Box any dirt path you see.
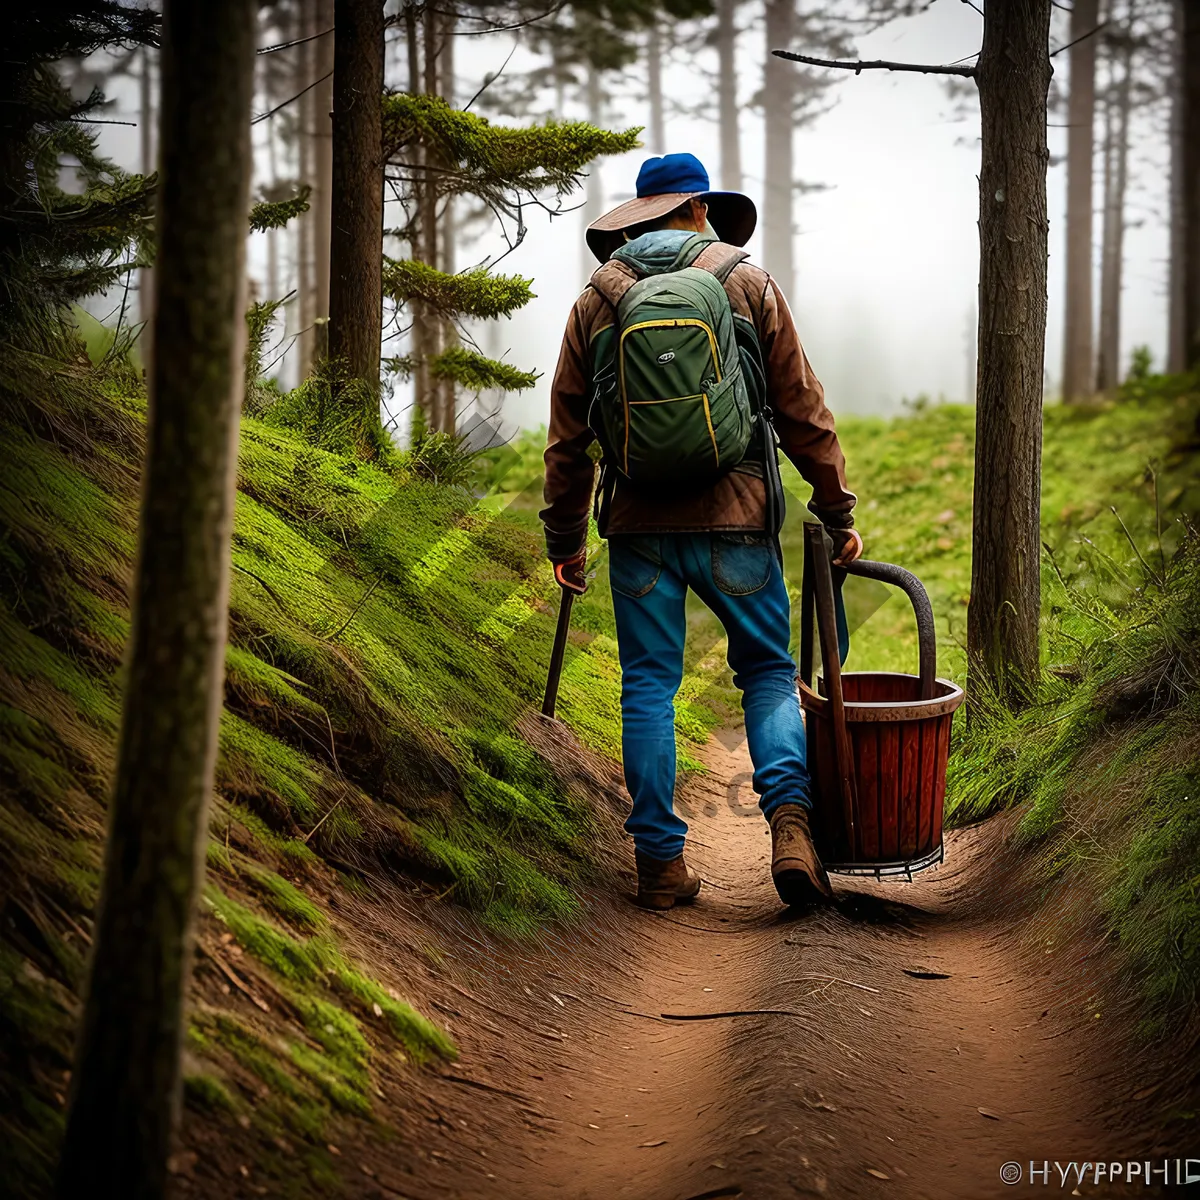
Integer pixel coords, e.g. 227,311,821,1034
348,729,1160,1200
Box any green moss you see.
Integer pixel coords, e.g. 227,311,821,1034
246,868,327,932
183,1071,239,1115
204,890,337,983
333,965,457,1064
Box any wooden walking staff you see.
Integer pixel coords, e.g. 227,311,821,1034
801,522,859,860
542,587,575,718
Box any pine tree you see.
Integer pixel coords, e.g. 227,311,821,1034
381,78,639,434
0,5,158,334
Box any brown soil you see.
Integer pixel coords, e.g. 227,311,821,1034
180,726,1186,1200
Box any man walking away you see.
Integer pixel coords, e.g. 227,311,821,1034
541,153,862,910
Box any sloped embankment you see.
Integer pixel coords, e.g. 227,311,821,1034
0,342,724,1194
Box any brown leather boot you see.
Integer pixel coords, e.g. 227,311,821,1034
634,851,702,910
770,804,834,907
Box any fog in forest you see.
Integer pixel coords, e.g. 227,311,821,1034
84,0,1174,430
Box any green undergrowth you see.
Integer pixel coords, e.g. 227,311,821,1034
0,326,699,1194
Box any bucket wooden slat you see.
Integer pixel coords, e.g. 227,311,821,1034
798,526,964,877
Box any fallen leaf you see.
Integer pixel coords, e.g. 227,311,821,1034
742,1125,766,1137
977,1107,1001,1120
372,1002,383,1018
867,1168,890,1180
639,1139,667,1148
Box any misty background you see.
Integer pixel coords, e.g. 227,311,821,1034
82,0,1173,428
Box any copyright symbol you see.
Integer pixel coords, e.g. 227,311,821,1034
1000,1162,1022,1185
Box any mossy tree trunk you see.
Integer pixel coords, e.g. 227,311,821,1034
1061,0,1098,404
967,0,1051,709
55,1,254,1195
328,0,385,440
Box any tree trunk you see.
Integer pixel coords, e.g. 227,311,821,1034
647,18,666,156
580,60,604,288
763,0,796,298
138,44,155,343
1182,0,1200,369
1060,0,1098,404
311,0,335,363
413,3,443,431
55,2,254,1195
296,1,314,372
327,0,385,441
437,5,458,434
717,0,742,191
1168,0,1187,374
405,2,434,436
968,0,1051,708
1095,15,1133,393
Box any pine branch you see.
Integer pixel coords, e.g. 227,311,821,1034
771,50,978,79
382,94,642,200
249,186,312,232
429,347,538,392
381,258,534,319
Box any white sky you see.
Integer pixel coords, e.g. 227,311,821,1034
87,0,1173,428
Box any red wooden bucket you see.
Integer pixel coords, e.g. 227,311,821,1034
797,524,965,877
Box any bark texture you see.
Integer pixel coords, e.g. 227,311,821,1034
968,0,1052,707
1183,0,1200,368
296,0,314,370
1061,0,1098,404
1095,15,1133,393
328,0,385,427
312,0,335,362
717,0,742,190
763,0,796,298
55,1,254,1194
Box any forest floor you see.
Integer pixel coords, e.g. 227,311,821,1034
175,723,1188,1200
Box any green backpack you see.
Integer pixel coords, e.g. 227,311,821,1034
587,236,759,492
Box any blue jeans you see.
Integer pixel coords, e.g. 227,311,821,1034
609,532,811,862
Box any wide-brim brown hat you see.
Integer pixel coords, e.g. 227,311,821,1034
586,153,757,263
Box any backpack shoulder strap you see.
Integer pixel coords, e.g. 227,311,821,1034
589,260,641,311
690,241,750,284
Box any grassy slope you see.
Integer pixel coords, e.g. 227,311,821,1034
1,329,1197,1191
0,344,723,1194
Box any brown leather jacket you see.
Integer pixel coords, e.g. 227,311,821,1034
539,248,856,560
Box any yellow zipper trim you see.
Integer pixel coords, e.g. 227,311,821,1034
702,392,719,467
628,393,705,406
618,318,721,472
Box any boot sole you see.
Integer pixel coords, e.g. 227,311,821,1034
633,882,701,910
772,865,832,908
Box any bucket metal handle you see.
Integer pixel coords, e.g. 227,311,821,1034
841,557,938,702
